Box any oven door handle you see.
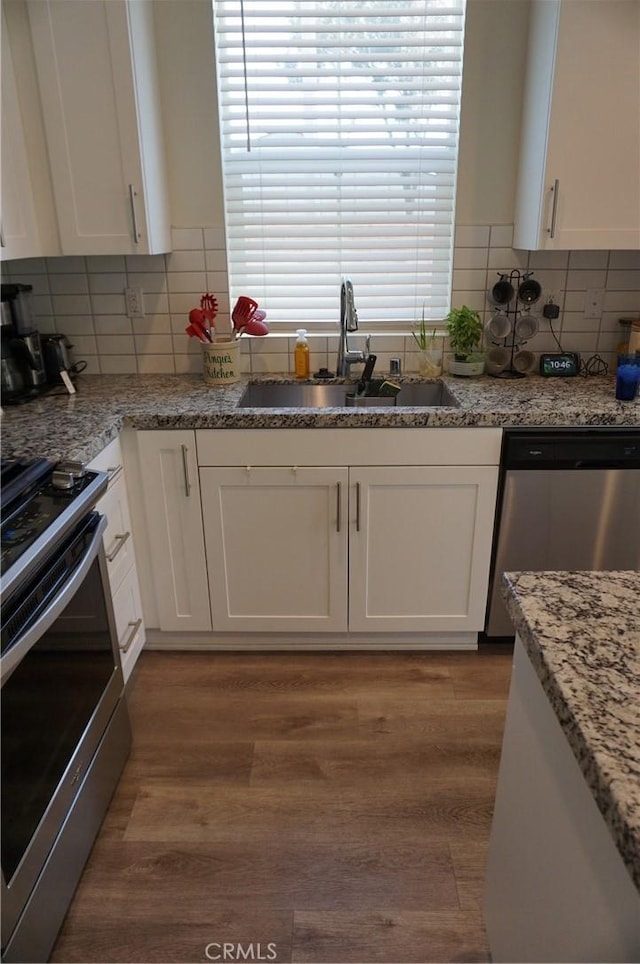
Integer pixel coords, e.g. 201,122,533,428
0,515,108,686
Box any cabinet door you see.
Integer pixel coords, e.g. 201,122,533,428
349,466,498,632
27,0,170,255
201,467,349,632
111,565,145,683
137,431,211,632
1,8,41,261
514,0,640,250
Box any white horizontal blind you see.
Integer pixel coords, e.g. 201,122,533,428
213,0,466,327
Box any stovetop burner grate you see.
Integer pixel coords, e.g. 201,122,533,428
1,458,54,514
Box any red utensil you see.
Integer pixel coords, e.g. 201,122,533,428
243,317,269,336
232,296,259,330
185,323,209,344
189,307,207,327
200,293,219,330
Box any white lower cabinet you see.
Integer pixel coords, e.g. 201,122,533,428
136,430,211,632
197,428,501,639
89,437,145,681
201,467,349,632
348,465,499,632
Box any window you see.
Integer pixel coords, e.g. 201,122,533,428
213,0,466,328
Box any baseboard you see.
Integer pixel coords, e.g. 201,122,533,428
143,630,479,651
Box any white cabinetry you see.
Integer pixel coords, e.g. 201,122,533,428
89,437,145,681
198,429,500,642
27,0,171,255
136,431,211,633
201,467,349,632
349,465,499,633
485,638,640,962
513,0,640,250
1,6,42,261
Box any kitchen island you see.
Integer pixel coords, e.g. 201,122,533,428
1,372,638,463
484,570,640,963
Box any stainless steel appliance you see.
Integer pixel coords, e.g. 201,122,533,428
1,457,131,963
485,429,640,639
1,284,35,335
41,334,73,384
1,285,48,403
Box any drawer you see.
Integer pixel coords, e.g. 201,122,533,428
87,436,123,477
112,567,145,683
98,475,135,593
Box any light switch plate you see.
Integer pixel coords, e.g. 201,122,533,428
584,289,604,320
125,286,145,319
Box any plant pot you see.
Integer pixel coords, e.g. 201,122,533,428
418,348,443,377
448,355,485,377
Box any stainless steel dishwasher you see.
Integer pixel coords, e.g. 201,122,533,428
485,429,640,639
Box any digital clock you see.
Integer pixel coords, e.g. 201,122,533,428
539,352,581,377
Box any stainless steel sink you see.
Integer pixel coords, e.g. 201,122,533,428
238,381,459,409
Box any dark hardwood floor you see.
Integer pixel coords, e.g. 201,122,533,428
51,648,513,964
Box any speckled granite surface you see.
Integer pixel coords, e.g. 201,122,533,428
502,570,640,891
1,372,638,463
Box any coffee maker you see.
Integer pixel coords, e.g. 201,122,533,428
1,284,48,403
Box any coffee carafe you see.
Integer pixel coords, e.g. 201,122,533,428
1,283,36,335
1,284,48,402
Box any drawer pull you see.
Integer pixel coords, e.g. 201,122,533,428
548,178,559,238
106,531,130,562
106,464,123,484
119,618,142,654
129,183,141,244
182,444,191,497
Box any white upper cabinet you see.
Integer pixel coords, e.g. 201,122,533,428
1,6,42,261
513,0,640,250
28,0,171,255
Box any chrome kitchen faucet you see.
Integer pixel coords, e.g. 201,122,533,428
337,278,369,377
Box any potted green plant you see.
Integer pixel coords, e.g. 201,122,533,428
412,306,443,377
444,305,485,376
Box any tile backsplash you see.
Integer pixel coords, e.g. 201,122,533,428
3,225,638,376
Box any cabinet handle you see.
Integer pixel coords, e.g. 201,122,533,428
106,531,130,562
0,224,5,247
336,481,341,532
181,444,191,497
548,178,559,238
128,183,141,244
119,618,142,654
106,464,123,484
356,481,361,532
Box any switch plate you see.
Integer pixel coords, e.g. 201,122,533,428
584,288,604,320
125,286,145,319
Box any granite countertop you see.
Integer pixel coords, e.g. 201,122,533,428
1,371,638,464
502,570,640,891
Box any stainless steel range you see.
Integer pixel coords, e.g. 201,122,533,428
1,457,131,963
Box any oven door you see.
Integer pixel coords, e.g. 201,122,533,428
1,511,126,950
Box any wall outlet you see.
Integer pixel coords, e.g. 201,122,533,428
125,286,145,319
544,289,562,309
584,288,604,320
